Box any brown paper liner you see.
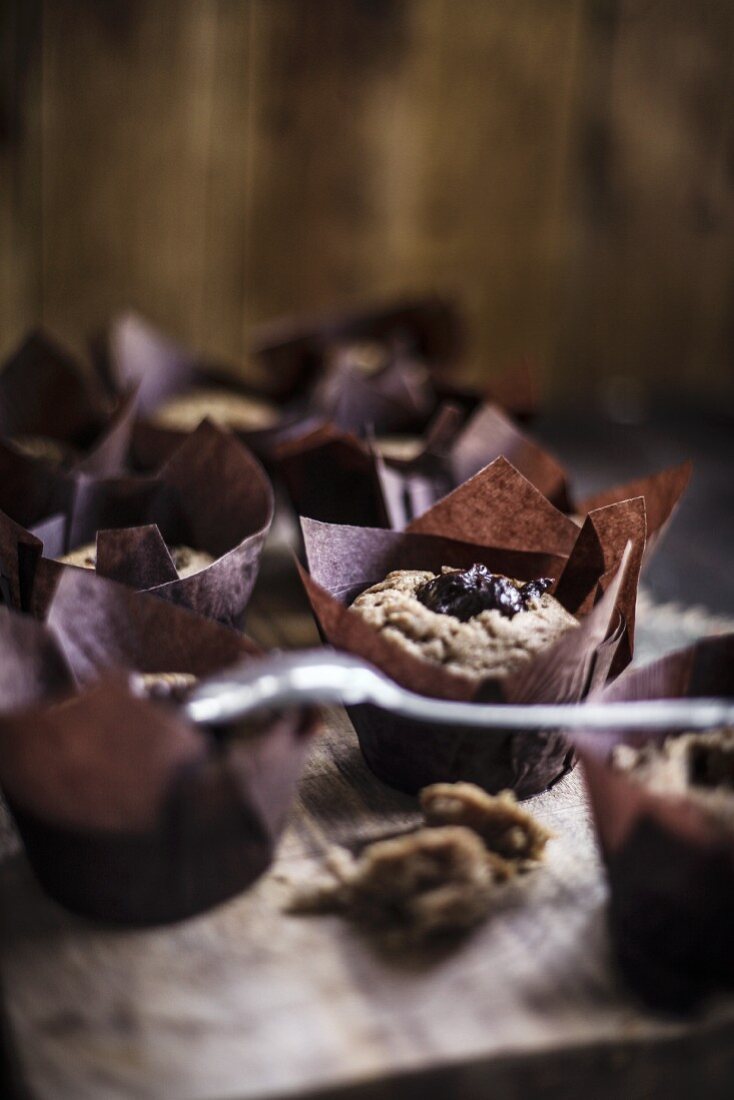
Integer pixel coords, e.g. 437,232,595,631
98,313,328,469
0,330,138,474
250,295,463,393
0,439,75,530
0,421,274,626
0,508,44,612
0,608,74,712
297,458,645,797
0,671,317,925
276,400,689,562
573,634,734,1011
43,566,260,685
106,302,471,469
277,423,391,529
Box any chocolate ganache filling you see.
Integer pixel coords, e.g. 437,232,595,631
416,565,553,622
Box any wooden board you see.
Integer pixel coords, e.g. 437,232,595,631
0,0,42,361
3,549,734,1100
3,1,734,399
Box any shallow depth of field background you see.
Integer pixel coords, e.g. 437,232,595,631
1,0,733,406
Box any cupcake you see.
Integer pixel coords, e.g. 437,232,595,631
150,387,279,433
278,399,690,556
0,598,318,924
98,312,317,470
298,456,646,797
574,634,734,1010
0,330,138,475
0,420,273,627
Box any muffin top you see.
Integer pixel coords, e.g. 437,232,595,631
152,387,278,433
57,541,215,579
11,434,75,466
350,564,577,683
613,727,734,835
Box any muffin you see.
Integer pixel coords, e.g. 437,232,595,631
612,727,734,835
151,387,278,433
350,564,578,684
374,435,424,462
57,541,215,578
10,434,76,467
132,672,198,702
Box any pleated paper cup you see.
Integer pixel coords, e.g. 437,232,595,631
99,313,326,469
298,457,646,797
573,634,734,1011
0,330,138,474
0,601,318,925
0,421,273,627
276,400,689,561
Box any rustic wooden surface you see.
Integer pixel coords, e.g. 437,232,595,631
0,0,42,355
2,536,734,1100
2,1,734,401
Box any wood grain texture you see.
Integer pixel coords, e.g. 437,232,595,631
40,0,252,362
0,0,42,360
3,0,734,394
2,546,734,1100
242,0,586,390
559,0,734,399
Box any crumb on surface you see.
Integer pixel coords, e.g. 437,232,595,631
420,782,552,866
285,827,498,941
284,785,551,941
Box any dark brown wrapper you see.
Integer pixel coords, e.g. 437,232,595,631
0,608,74,711
43,566,260,685
250,295,463,392
0,330,138,474
0,508,44,612
576,460,692,562
572,634,734,1012
276,402,689,564
1,421,274,627
277,424,391,529
0,439,74,530
100,312,326,468
0,673,318,924
298,458,645,797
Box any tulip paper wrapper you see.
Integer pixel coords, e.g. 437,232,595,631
277,401,690,567
0,420,273,627
298,457,646,798
573,634,734,1012
100,302,520,469
0,330,138,475
100,304,462,468
99,313,321,469
0,587,317,924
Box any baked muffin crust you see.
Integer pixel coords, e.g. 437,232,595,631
350,566,577,683
152,387,278,432
57,542,215,578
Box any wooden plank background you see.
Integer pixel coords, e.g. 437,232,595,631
1,0,733,400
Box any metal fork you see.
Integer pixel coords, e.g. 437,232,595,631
184,648,734,732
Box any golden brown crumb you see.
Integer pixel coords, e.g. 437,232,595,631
286,827,498,942
420,782,552,867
